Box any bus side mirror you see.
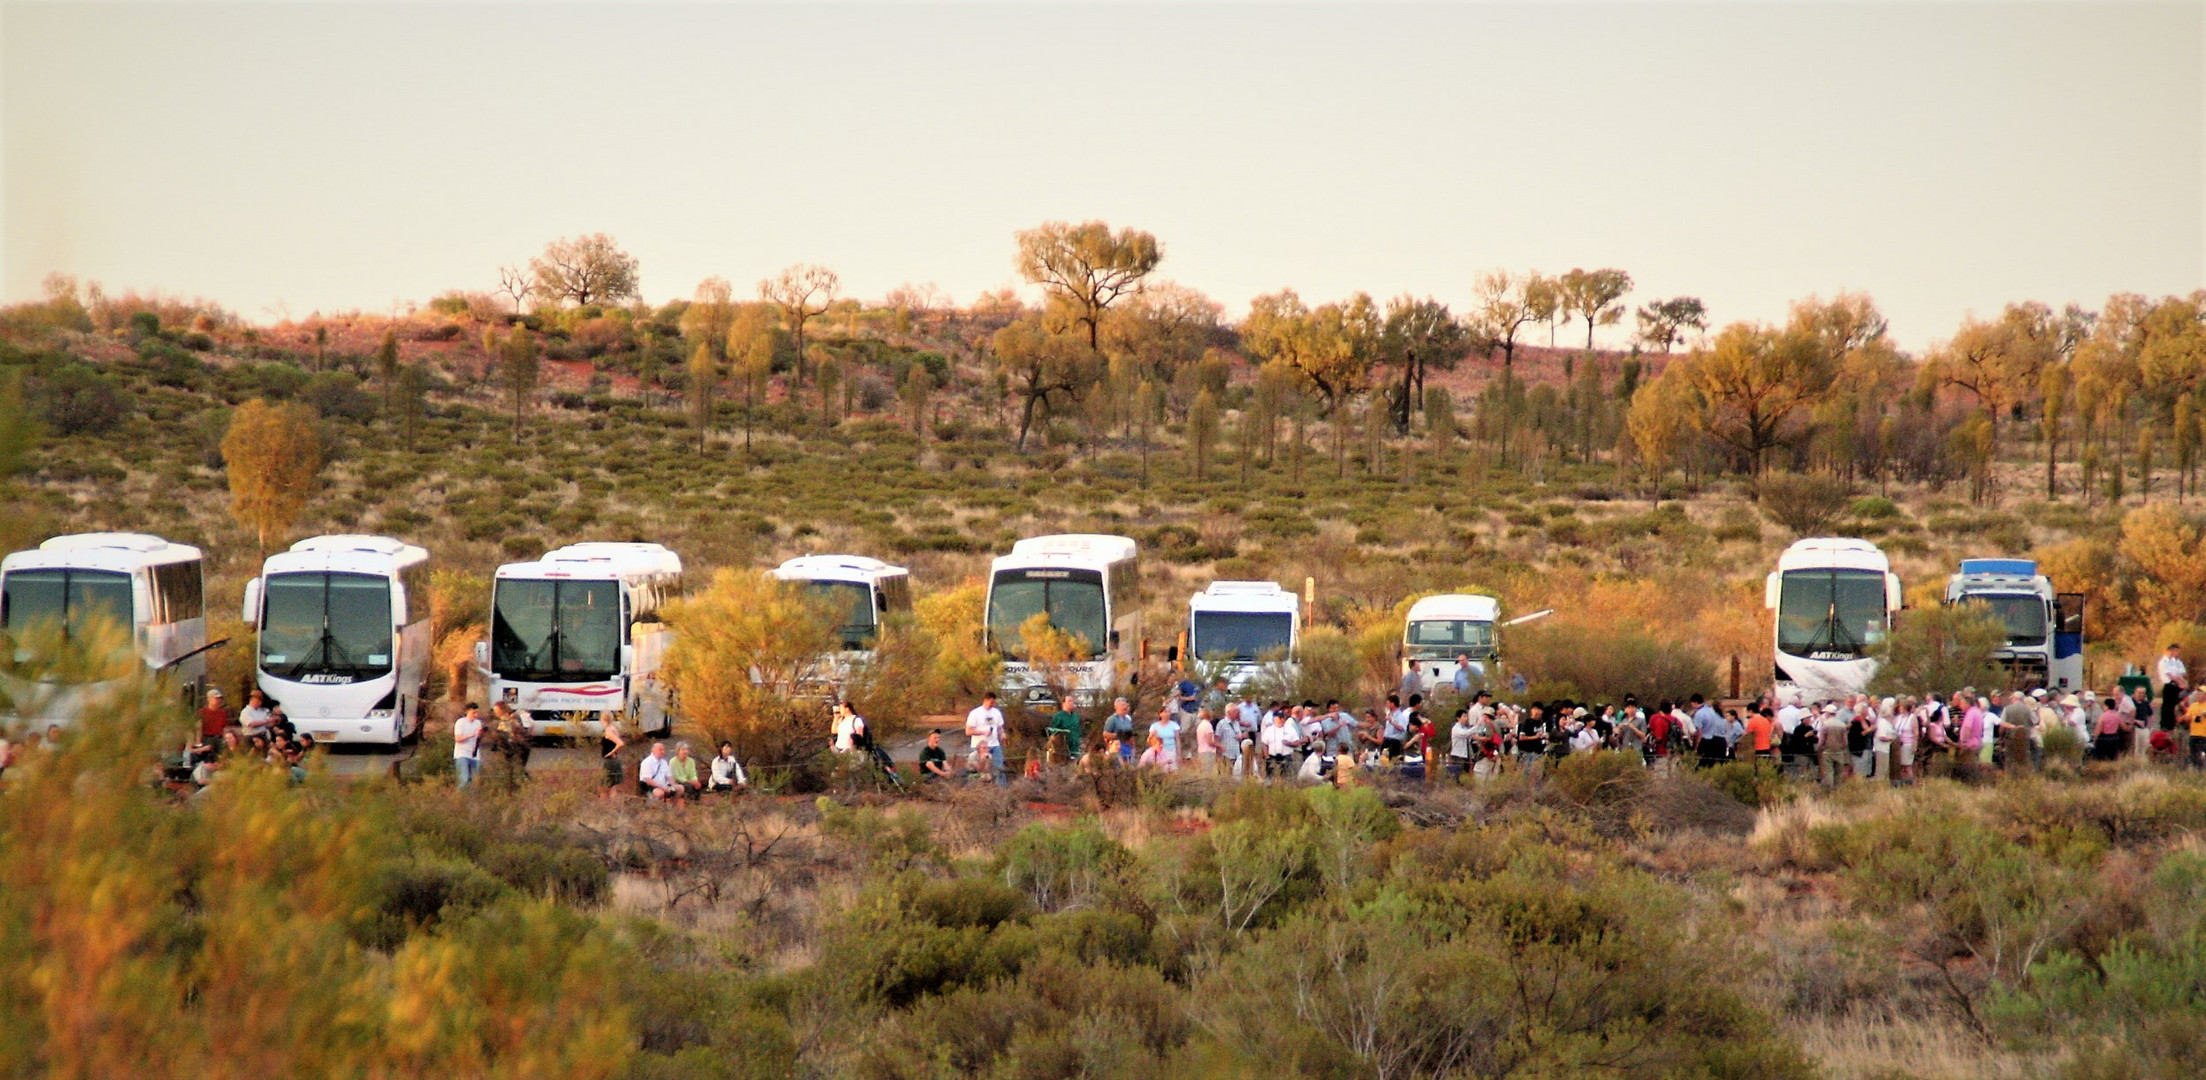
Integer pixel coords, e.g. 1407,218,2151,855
1108,630,1121,651
1763,572,1780,610
1886,573,1904,611
474,640,489,668
240,577,261,627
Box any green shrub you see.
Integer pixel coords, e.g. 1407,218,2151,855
1701,760,1792,809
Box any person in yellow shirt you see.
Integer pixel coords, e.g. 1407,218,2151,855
2184,690,2206,770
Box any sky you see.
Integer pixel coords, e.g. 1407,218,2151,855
3,1,2200,350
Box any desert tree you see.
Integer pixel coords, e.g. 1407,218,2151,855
678,277,738,353
1672,321,1836,477
497,326,540,444
992,316,1101,451
1379,295,1468,432
814,354,842,425
727,307,777,456
394,363,428,451
688,340,719,454
1240,289,1382,416
1526,273,1564,347
900,363,934,439
759,264,838,386
529,234,640,307
1471,270,1541,375
1633,297,1708,354
1015,220,1162,350
496,264,534,315
1099,280,1219,382
374,329,400,417
1558,268,1634,350
222,399,324,555
1186,388,1219,480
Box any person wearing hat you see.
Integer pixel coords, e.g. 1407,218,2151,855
197,688,233,742
1816,704,1851,787
2000,690,2038,774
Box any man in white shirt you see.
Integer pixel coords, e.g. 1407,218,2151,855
451,703,485,789
965,692,1007,785
638,742,677,799
1260,712,1297,778
2160,644,2188,732
1774,701,1806,738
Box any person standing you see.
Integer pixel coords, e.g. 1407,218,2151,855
1217,703,1246,780
1102,698,1136,766
198,688,233,743
1194,709,1219,775
2000,691,2037,773
491,701,533,781
1871,701,1896,784
1818,705,1850,786
2160,644,2189,732
1690,695,1725,769
1148,707,1182,771
1046,702,1083,764
966,693,1008,784
451,703,485,789
599,721,629,797
1744,707,1775,770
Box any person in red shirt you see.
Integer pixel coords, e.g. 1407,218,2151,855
1649,707,1675,763
1745,707,1775,767
197,688,233,740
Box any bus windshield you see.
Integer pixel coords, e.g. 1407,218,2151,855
803,581,878,650
1975,594,2048,648
1190,611,1293,662
1404,619,1496,661
987,568,1106,659
2,568,133,638
492,578,621,682
260,572,394,682
1776,569,1889,660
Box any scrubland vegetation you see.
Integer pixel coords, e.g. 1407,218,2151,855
5,226,2206,1077
11,675,2206,1079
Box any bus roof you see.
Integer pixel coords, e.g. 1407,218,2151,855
994,533,1138,573
1775,537,1891,575
773,554,908,585
499,542,681,582
1405,593,1500,624
1188,581,1299,616
264,534,428,576
4,532,203,574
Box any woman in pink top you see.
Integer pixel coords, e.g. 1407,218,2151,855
1958,702,1985,755
2093,699,2129,762
1195,710,1220,774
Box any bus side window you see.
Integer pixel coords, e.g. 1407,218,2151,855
147,561,205,626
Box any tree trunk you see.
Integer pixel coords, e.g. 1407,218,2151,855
1017,392,1039,451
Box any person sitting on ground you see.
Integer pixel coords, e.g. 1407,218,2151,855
238,689,275,737
638,742,679,800
668,742,702,797
1297,745,1335,784
707,741,747,792
918,730,952,781
1102,734,1126,766
1138,734,1165,770
189,754,222,795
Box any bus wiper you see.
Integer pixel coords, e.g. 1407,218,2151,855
1806,598,1861,658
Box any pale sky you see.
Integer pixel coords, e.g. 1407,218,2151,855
4,1,2200,349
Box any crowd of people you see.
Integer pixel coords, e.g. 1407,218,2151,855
877,644,2206,790
175,687,318,793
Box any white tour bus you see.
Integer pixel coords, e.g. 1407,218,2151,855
771,555,913,653
1400,593,1502,694
984,534,1142,706
243,535,430,745
1,533,209,722
481,542,681,737
1183,580,1299,692
1766,537,1902,705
